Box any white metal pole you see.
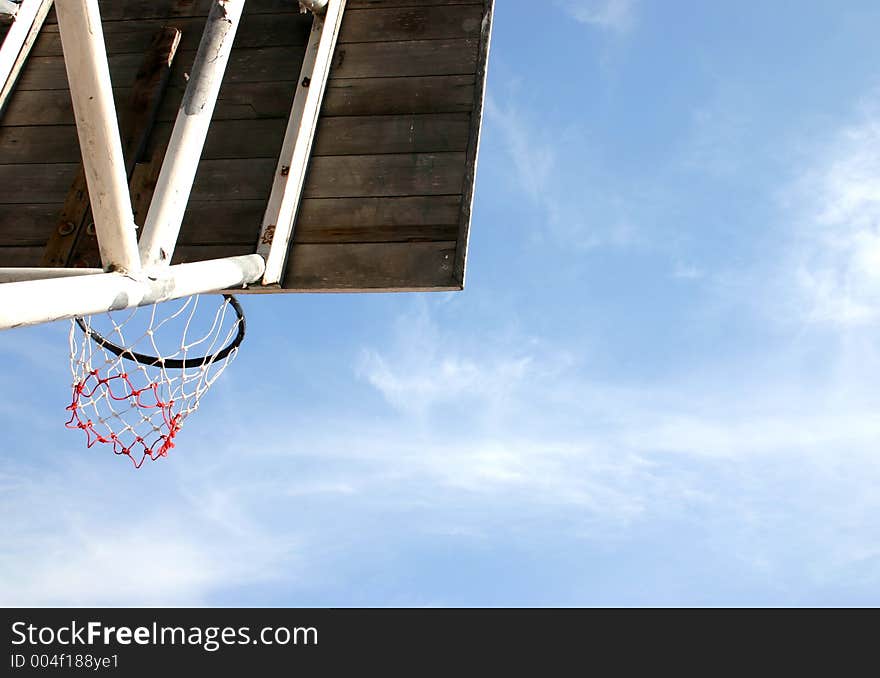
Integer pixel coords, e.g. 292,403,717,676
0,255,265,331
0,1,19,19
0,0,53,114
138,0,245,268
256,0,346,286
55,0,140,273
298,0,328,14
0,267,103,283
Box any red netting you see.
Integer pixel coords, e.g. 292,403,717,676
66,295,242,468
66,370,182,468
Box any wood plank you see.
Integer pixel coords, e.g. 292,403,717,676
0,87,76,125
312,113,471,156
2,82,294,125
297,195,461,235
43,0,302,23
295,195,460,243
303,152,467,198
169,241,461,292
1,118,288,163
0,203,61,246
162,81,297,121
189,158,275,201
0,123,79,163
283,241,458,291
178,200,264,245
453,0,492,286
0,163,79,203
184,153,466,202
329,38,478,79
171,195,461,245
33,12,311,56
347,1,480,7
1,76,475,125
338,5,483,43
322,75,475,116
170,242,252,264
0,245,42,266
16,45,306,90
16,36,476,92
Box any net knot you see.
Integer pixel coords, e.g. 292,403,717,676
66,295,244,469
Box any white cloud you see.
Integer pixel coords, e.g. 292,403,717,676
345,301,880,590
485,94,642,251
563,0,637,33
0,460,297,606
786,100,880,327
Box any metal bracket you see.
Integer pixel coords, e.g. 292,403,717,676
256,0,346,286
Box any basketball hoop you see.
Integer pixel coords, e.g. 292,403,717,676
66,295,245,468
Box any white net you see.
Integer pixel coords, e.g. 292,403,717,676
66,295,244,468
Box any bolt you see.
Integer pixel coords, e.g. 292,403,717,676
302,76,311,88
85,221,95,236
58,221,76,236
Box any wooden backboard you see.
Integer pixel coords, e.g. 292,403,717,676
0,0,493,292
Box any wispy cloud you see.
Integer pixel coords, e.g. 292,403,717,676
485,94,641,251
347,300,880,593
784,97,880,327
562,0,637,33
0,458,297,606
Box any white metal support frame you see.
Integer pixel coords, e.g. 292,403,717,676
0,255,265,330
0,0,53,114
55,0,140,273
0,1,20,19
297,0,328,13
0,0,348,330
256,0,346,286
0,267,103,283
138,0,246,268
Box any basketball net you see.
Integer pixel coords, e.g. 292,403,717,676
66,295,244,468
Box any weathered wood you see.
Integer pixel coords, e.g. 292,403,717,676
283,241,458,291
322,75,476,116
188,158,275,201
329,38,478,80
34,12,311,56
295,196,460,243
312,113,471,156
41,166,87,266
0,163,79,203
0,0,491,294
347,1,480,7
0,123,78,162
2,75,476,125
0,111,463,164
0,246,42,266
338,5,483,43
167,240,459,291
16,45,307,91
453,0,492,287
43,0,302,23
173,195,461,245
17,34,476,92
303,152,467,198
0,203,62,245
0,152,467,204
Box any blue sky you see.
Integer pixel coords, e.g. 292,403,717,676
3,0,880,606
